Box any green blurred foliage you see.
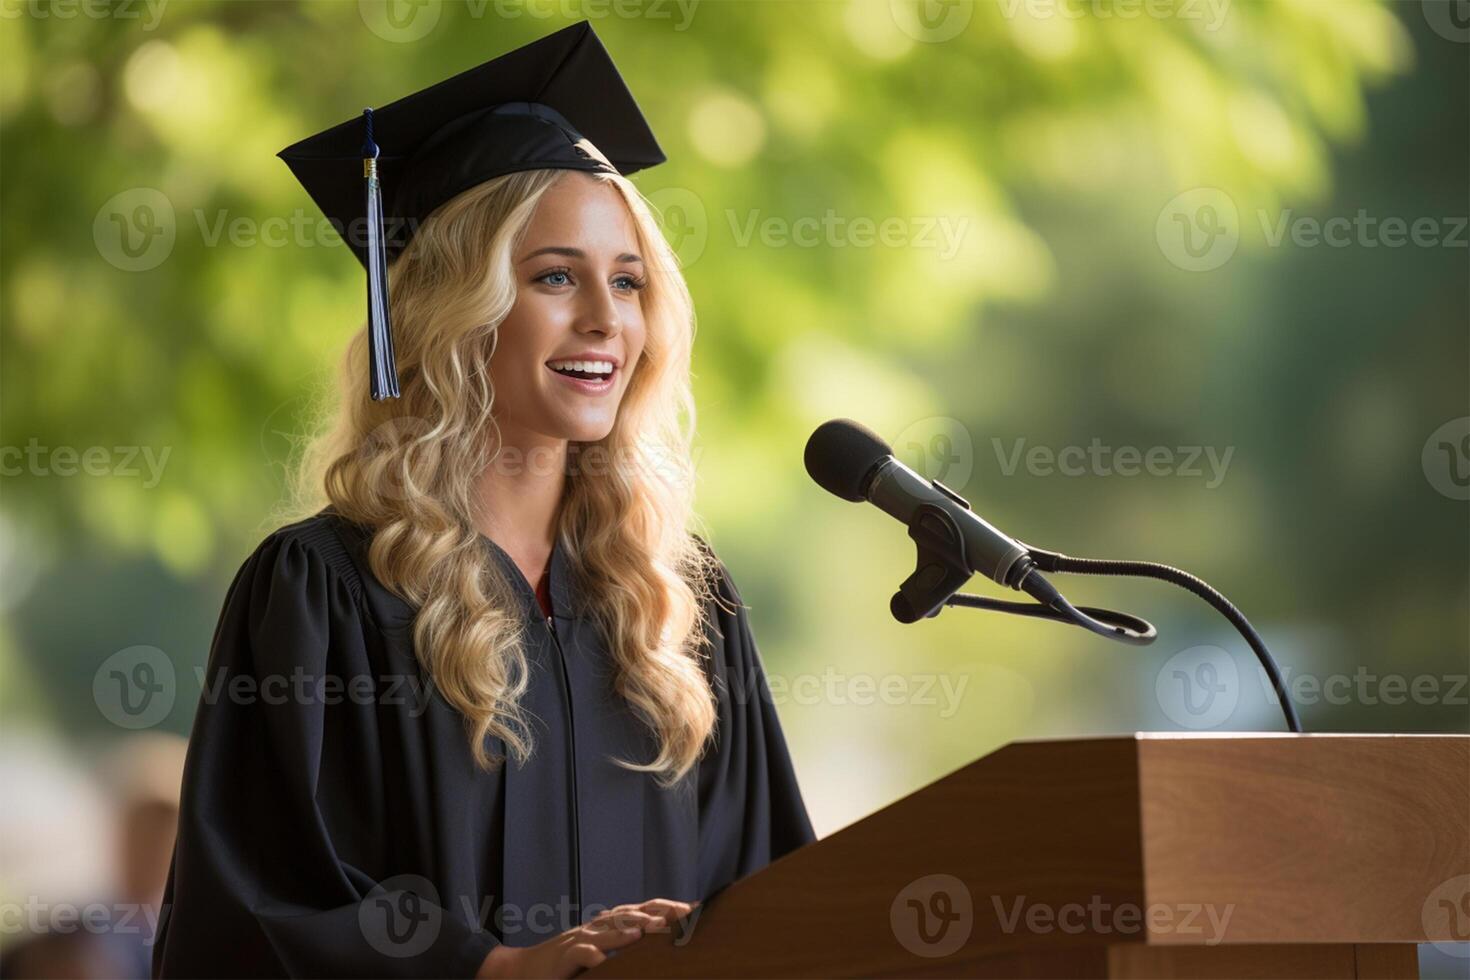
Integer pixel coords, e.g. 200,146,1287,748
1,0,1465,832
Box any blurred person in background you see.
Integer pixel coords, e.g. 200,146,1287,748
0,734,185,980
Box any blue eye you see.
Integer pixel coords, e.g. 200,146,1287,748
534,267,645,292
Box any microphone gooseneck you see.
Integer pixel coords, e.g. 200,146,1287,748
1020,547,1303,733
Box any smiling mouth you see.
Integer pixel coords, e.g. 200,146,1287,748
546,361,618,393
549,365,611,381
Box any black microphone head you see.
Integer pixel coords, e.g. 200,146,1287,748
804,419,893,502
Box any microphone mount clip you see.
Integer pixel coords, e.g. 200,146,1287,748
892,503,1027,623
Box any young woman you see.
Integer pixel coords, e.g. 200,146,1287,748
153,24,814,980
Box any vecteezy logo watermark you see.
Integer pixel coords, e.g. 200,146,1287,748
889,0,974,42
645,186,709,270
360,875,443,958
1423,416,1470,501
94,646,176,729
258,394,312,491
992,895,1234,944
1156,188,1240,273
357,0,440,42
991,437,1234,488
358,415,436,503
891,874,973,957
0,439,172,487
1422,0,1470,43
1156,645,1239,729
0,0,168,29
94,188,176,272
1423,875,1470,957
896,416,975,489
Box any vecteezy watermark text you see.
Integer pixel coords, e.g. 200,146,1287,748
358,875,703,959
357,0,698,43
726,209,971,261
1158,188,1469,272
1156,645,1469,729
0,0,167,29
194,666,437,718
992,895,1235,944
1,439,171,487
0,898,162,939
764,668,970,717
992,437,1234,488
998,0,1231,31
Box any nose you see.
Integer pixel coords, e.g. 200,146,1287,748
573,283,623,339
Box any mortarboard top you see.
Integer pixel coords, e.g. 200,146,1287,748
276,22,666,400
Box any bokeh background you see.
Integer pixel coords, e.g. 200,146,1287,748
3,0,1467,975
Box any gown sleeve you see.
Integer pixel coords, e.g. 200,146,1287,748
153,526,498,979
695,555,817,898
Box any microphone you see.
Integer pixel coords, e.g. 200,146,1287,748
803,418,1154,633
803,418,1031,589
802,417,1303,733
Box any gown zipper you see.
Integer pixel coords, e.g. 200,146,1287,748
544,612,583,923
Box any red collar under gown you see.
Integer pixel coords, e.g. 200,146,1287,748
153,508,815,977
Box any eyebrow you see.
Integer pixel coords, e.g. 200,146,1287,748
518,245,644,265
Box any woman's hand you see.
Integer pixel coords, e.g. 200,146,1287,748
475,899,699,979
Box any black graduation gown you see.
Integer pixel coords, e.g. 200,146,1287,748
153,510,815,978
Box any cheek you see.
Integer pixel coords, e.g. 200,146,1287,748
494,297,559,368
624,308,649,363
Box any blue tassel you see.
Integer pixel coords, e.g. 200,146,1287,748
362,107,400,401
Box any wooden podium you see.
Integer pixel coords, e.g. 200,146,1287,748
588,734,1468,979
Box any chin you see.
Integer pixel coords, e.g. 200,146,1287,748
532,409,616,445
564,420,617,444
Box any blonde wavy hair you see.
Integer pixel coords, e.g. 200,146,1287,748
290,168,719,785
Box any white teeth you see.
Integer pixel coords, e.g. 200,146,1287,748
549,359,614,375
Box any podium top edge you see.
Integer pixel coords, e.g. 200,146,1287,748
1133,731,1469,739
1009,732,1469,743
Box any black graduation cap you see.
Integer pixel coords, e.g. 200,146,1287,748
277,22,666,400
